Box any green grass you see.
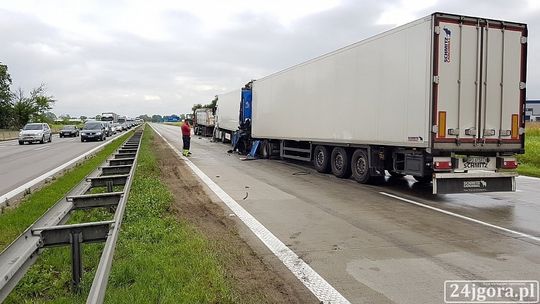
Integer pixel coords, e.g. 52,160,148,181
163,122,182,126
0,131,133,251
5,127,236,303
518,123,540,177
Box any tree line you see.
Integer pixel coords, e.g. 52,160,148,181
0,63,55,129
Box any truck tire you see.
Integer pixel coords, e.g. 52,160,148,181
331,147,351,178
351,149,371,183
313,145,330,173
260,140,271,159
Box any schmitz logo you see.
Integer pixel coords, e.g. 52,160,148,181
443,27,452,63
464,180,487,189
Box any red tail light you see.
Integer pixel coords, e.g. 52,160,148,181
497,157,518,170
502,160,518,169
434,161,452,170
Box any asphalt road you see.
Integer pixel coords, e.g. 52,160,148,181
0,132,125,198
151,123,540,304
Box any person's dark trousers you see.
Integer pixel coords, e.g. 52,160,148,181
182,135,191,156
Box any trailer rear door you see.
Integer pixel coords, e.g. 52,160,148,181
432,14,526,151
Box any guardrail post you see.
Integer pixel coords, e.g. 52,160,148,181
71,232,83,293
106,180,114,193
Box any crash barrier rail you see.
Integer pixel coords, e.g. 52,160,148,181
0,129,143,303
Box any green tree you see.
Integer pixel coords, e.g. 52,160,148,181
30,84,56,122
138,114,151,121
192,103,202,113
0,63,13,129
59,114,71,124
12,88,36,128
205,96,217,113
151,114,162,122
11,85,56,128
44,111,57,123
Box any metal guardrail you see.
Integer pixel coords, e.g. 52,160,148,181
0,129,143,303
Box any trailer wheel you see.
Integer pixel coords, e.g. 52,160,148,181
351,149,371,183
331,147,351,178
313,145,330,173
260,140,272,159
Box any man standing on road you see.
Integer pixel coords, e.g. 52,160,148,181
181,119,191,156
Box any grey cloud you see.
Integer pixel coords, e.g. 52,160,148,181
1,1,539,117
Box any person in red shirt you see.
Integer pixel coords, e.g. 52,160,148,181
181,120,191,156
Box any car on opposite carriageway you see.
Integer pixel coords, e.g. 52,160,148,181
80,121,107,142
59,125,80,138
18,123,52,145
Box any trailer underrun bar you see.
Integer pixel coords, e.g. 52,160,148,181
0,129,143,303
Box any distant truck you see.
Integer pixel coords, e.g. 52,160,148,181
194,108,215,137
117,116,128,130
100,112,118,136
101,112,118,123
215,12,527,194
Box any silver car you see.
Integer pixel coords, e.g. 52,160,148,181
18,123,52,145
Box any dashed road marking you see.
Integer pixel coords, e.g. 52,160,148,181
33,146,51,151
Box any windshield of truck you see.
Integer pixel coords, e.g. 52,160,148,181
101,116,113,121
62,125,75,130
23,124,43,130
84,122,102,130
118,118,126,123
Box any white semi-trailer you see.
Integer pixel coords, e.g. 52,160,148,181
221,13,528,194
215,89,242,142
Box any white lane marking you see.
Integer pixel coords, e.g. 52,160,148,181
379,191,540,243
33,146,50,151
151,125,350,304
0,136,119,208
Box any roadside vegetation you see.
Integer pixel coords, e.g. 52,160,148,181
518,122,540,177
0,130,133,251
163,121,182,126
1,63,56,131
4,127,237,303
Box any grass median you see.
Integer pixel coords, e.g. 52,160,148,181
5,127,237,303
518,123,540,177
0,131,133,252
103,127,235,303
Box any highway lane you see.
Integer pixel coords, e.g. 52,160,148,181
0,132,126,198
152,123,540,304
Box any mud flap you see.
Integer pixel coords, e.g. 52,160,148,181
433,172,517,194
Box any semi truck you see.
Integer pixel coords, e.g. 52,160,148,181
101,112,118,123
217,12,528,194
194,108,215,137
214,90,242,142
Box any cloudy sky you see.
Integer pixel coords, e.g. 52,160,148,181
1,0,539,118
